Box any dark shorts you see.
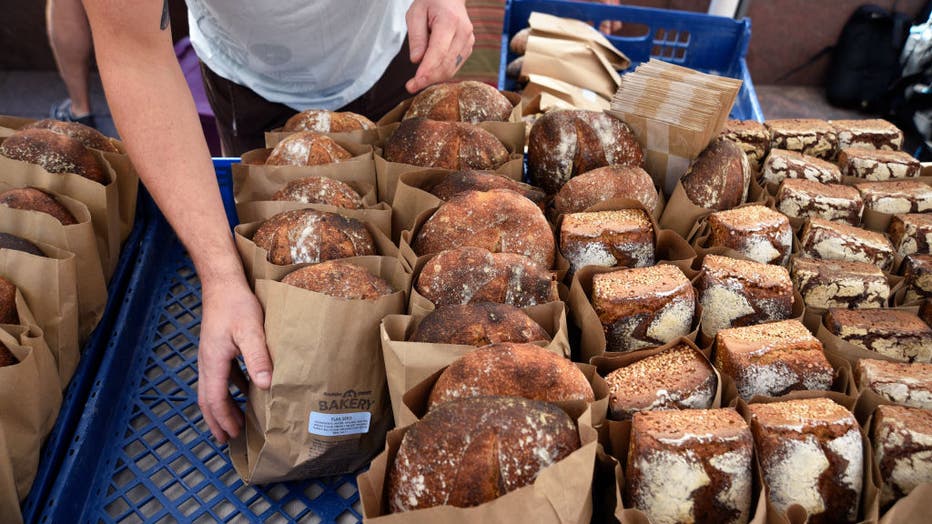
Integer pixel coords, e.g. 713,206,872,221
200,39,419,156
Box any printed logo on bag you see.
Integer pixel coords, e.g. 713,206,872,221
318,389,375,411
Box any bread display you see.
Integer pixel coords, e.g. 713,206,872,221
888,213,932,257
527,109,644,194
428,170,546,208
824,309,932,362
0,187,78,225
799,217,895,270
415,247,558,307
903,254,932,303
387,396,579,512
706,205,792,265
792,257,889,310
0,127,107,183
720,118,770,168
715,320,833,400
383,118,510,170
413,189,555,268
872,405,932,506
627,409,753,524
680,137,751,211
552,165,659,216
766,118,838,160
856,180,932,215
838,147,920,180
0,232,44,257
281,109,375,133
831,118,904,150
270,176,363,209
280,260,392,300
0,276,17,325
604,343,716,420
409,302,550,346
559,209,654,274
760,149,842,186
748,398,862,524
252,209,375,265
25,118,119,153
402,81,514,123
264,131,353,166
776,179,863,225
856,359,932,408
698,254,794,336
592,265,696,352
427,343,594,408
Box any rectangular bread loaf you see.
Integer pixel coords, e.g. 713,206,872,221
791,257,889,309
767,118,838,160
830,118,904,151
872,405,932,506
707,205,792,265
856,358,932,409
838,148,920,180
698,254,794,336
799,217,895,271
825,308,932,362
761,149,842,186
855,180,932,215
777,179,863,225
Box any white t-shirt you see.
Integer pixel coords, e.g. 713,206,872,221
187,0,414,110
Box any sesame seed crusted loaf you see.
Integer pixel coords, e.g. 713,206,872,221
282,109,375,133
383,118,511,171
265,131,353,166
271,176,363,209
402,81,514,124
706,205,792,265
280,260,393,300
409,302,550,346
856,359,932,409
799,217,895,271
0,127,108,183
698,254,794,337
824,309,932,362
680,137,751,211
761,148,842,187
552,165,659,216
25,118,119,153
559,209,655,275
252,209,375,265
766,118,838,160
791,257,889,310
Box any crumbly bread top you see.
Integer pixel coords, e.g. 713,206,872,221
703,254,793,288
592,264,690,301
855,180,932,197
831,119,901,133
749,397,855,429
858,358,932,386
780,178,861,199
827,308,931,333
563,209,652,235
604,343,714,400
716,319,818,352
804,217,891,246
792,256,885,278
633,408,748,443
840,147,917,163
767,118,834,134
709,205,789,231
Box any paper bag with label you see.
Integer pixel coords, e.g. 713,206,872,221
229,256,410,483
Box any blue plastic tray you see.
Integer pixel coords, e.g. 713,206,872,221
29,160,363,523
498,0,765,121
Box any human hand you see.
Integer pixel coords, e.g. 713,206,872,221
405,0,475,93
197,281,272,443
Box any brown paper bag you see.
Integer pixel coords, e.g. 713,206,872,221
521,75,612,112
0,200,104,341
229,256,409,483
380,301,572,425
879,484,932,524
523,36,621,100
0,323,62,501
0,421,24,524
357,412,598,523
0,243,79,388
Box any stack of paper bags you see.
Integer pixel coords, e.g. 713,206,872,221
608,60,743,194
520,12,630,111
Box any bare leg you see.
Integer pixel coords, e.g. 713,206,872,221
47,0,93,116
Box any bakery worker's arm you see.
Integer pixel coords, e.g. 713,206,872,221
81,0,271,443
405,0,475,93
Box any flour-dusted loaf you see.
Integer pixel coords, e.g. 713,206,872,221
560,209,654,274
0,187,77,225
856,358,932,408
767,118,838,160
282,109,375,133
681,137,751,211
715,320,833,400
838,147,920,180
831,118,904,150
552,165,659,216
428,170,546,208
415,247,558,307
280,260,392,300
409,302,550,346
252,209,375,265
721,118,770,168
271,176,363,209
761,149,842,186
0,127,107,183
903,254,932,303
627,408,753,524
604,342,715,420
26,118,119,153
427,343,594,409
387,396,579,512
776,179,864,225
824,309,932,362
265,131,353,166
528,109,644,193
698,254,794,336
749,398,863,524
792,257,889,310
856,180,932,215
707,205,792,265
402,81,514,123
872,405,932,506
384,118,510,170
799,217,895,271
592,265,695,352
888,213,932,257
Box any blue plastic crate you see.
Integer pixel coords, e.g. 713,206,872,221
29,160,363,523
499,0,764,121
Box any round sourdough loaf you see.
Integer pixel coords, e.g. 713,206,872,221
387,396,579,512
281,260,392,300
0,187,77,225
26,118,119,153
282,109,375,133
383,118,510,170
271,176,363,209
680,137,750,210
428,170,547,208
0,128,108,183
410,302,550,346
553,165,658,216
252,209,375,265
403,81,513,123
265,131,353,166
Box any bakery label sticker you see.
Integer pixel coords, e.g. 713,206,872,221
308,411,371,437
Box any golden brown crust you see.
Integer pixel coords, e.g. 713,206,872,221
681,137,750,210
265,131,353,166
707,205,792,265
766,118,838,160
388,396,579,512
427,343,594,408
270,176,363,209
252,209,375,265
552,165,658,216
414,189,555,268
409,302,550,346
281,110,375,132
402,81,514,123
280,260,392,300
560,209,655,273
428,170,546,208
25,119,119,153
824,308,932,362
721,118,770,167
792,256,889,310
415,247,558,307
0,187,77,225
0,128,107,183
528,109,644,194
383,118,510,170
0,276,17,325
699,254,794,335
